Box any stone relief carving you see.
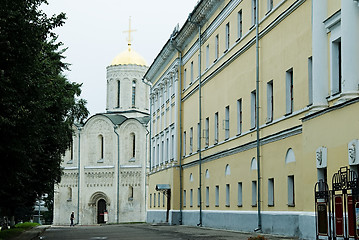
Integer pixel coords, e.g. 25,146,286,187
348,139,359,165
316,146,327,168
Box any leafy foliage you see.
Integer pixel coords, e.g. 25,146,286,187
0,0,89,219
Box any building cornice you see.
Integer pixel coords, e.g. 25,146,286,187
302,97,359,122
182,125,302,169
144,0,222,83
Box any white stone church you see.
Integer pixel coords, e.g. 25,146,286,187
53,42,150,225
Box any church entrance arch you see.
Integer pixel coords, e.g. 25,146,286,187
89,191,110,224
97,199,107,224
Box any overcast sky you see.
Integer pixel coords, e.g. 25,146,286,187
42,0,198,115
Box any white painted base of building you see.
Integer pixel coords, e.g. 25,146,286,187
147,210,315,239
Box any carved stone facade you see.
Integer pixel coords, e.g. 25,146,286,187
53,47,149,225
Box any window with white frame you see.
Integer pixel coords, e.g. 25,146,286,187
215,34,219,60
251,90,256,129
150,194,152,208
267,0,273,11
288,175,295,206
198,54,201,78
331,39,342,95
237,99,242,134
183,131,186,156
190,127,193,153
214,112,219,144
268,178,274,206
166,82,169,100
152,145,155,167
190,61,194,83
206,186,209,207
226,184,230,207
206,44,209,69
237,182,243,207
225,106,230,140
215,185,219,207
157,143,159,165
190,189,193,207
238,10,242,39
183,69,187,89
171,133,174,160
308,57,313,105
161,140,164,164
267,80,273,122
252,180,257,206
225,22,230,51
205,117,209,147
166,137,169,163
197,123,200,151
183,190,187,207
252,0,257,26
286,68,293,114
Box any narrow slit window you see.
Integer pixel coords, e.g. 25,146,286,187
215,185,219,207
214,112,219,144
226,184,230,207
225,106,230,140
251,90,256,129
286,69,294,114
225,22,230,50
237,99,242,134
238,10,242,39
117,81,120,108
205,117,209,147
252,180,257,207
268,178,274,206
132,80,136,107
237,182,243,207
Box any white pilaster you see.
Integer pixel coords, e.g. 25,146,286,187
174,69,179,163
339,0,359,101
311,0,328,112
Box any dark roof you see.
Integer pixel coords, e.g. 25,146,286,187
84,112,150,127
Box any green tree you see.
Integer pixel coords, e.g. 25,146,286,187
0,0,89,222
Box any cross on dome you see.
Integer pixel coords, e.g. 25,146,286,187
123,16,136,49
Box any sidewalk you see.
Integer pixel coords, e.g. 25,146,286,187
14,225,50,240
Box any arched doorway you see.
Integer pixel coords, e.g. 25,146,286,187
97,199,106,224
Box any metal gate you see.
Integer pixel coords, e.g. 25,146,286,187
315,167,359,240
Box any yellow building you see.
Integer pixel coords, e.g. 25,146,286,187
143,0,359,238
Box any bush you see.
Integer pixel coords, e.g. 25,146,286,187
0,222,39,239
15,222,40,229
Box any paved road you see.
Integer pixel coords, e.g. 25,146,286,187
38,224,297,240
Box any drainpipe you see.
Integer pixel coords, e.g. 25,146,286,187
77,125,82,225
170,33,183,225
142,79,152,171
255,0,262,232
144,126,149,221
142,78,152,221
113,125,120,223
189,14,203,227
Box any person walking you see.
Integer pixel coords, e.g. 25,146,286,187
70,211,75,227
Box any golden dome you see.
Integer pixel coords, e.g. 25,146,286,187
110,46,147,66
